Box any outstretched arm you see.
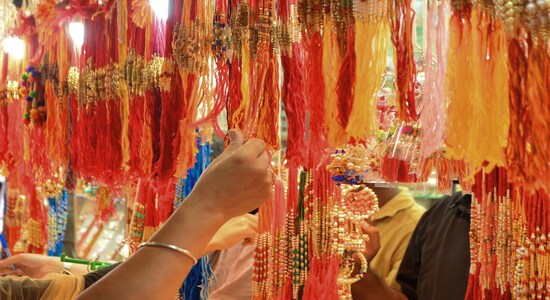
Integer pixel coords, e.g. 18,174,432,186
78,130,272,300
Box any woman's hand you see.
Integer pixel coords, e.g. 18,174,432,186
0,254,62,278
204,214,258,254
188,130,273,221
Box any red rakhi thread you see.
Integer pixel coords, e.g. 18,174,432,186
304,31,328,167
336,26,356,130
389,0,418,122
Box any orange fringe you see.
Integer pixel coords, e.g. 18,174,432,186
323,17,347,147
445,10,509,175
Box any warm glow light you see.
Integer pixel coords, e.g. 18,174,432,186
69,22,85,48
150,0,169,20
2,36,26,60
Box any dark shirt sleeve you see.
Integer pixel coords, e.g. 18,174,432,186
83,262,121,289
395,208,432,300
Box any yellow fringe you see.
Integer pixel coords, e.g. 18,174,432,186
445,9,509,173
44,81,57,163
323,17,347,147
232,39,251,130
57,31,68,83
347,20,389,141
117,0,130,168
140,94,153,175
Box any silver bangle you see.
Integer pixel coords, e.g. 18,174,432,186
138,242,198,265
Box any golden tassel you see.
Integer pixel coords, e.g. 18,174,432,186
118,0,130,168
323,17,347,147
347,20,389,141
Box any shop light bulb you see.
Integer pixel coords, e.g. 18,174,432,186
69,22,84,48
2,36,26,60
150,0,169,20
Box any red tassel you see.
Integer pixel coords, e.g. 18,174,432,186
336,27,356,130
281,44,307,168
105,98,123,184
195,59,228,129
156,179,176,223
96,186,116,222
93,101,108,177
155,87,183,185
256,54,280,149
128,95,145,176
227,57,244,129
302,255,340,300
0,105,8,162
28,126,52,182
390,0,419,122
304,31,328,167
287,168,299,212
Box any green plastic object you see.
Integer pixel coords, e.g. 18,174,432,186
60,253,112,270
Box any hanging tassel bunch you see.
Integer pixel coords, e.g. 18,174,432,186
419,0,449,157
445,8,510,175
389,0,419,123
467,167,550,299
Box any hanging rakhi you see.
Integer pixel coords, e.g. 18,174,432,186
226,0,249,131
388,0,418,123
19,65,46,125
172,0,213,178
203,0,230,138
76,4,126,186
323,9,346,149
0,85,8,162
419,0,449,158
346,0,390,142
467,167,550,299
445,3,510,175
278,0,307,168
327,147,380,300
241,0,280,150
496,0,550,193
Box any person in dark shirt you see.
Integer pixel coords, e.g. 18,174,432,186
396,192,471,299
351,192,471,299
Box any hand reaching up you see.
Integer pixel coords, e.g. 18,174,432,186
189,129,273,220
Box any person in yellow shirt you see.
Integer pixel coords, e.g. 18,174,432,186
352,185,426,299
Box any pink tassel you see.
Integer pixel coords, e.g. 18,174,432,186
420,1,449,157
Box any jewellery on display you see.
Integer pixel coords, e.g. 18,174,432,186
172,22,208,75
327,146,379,299
129,202,146,245
19,65,46,125
468,167,550,298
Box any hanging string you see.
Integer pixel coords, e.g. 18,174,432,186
420,0,449,157
322,17,347,148
281,44,307,168
506,36,550,193
305,29,329,162
389,0,419,123
346,19,389,141
445,10,509,175
335,25,356,132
